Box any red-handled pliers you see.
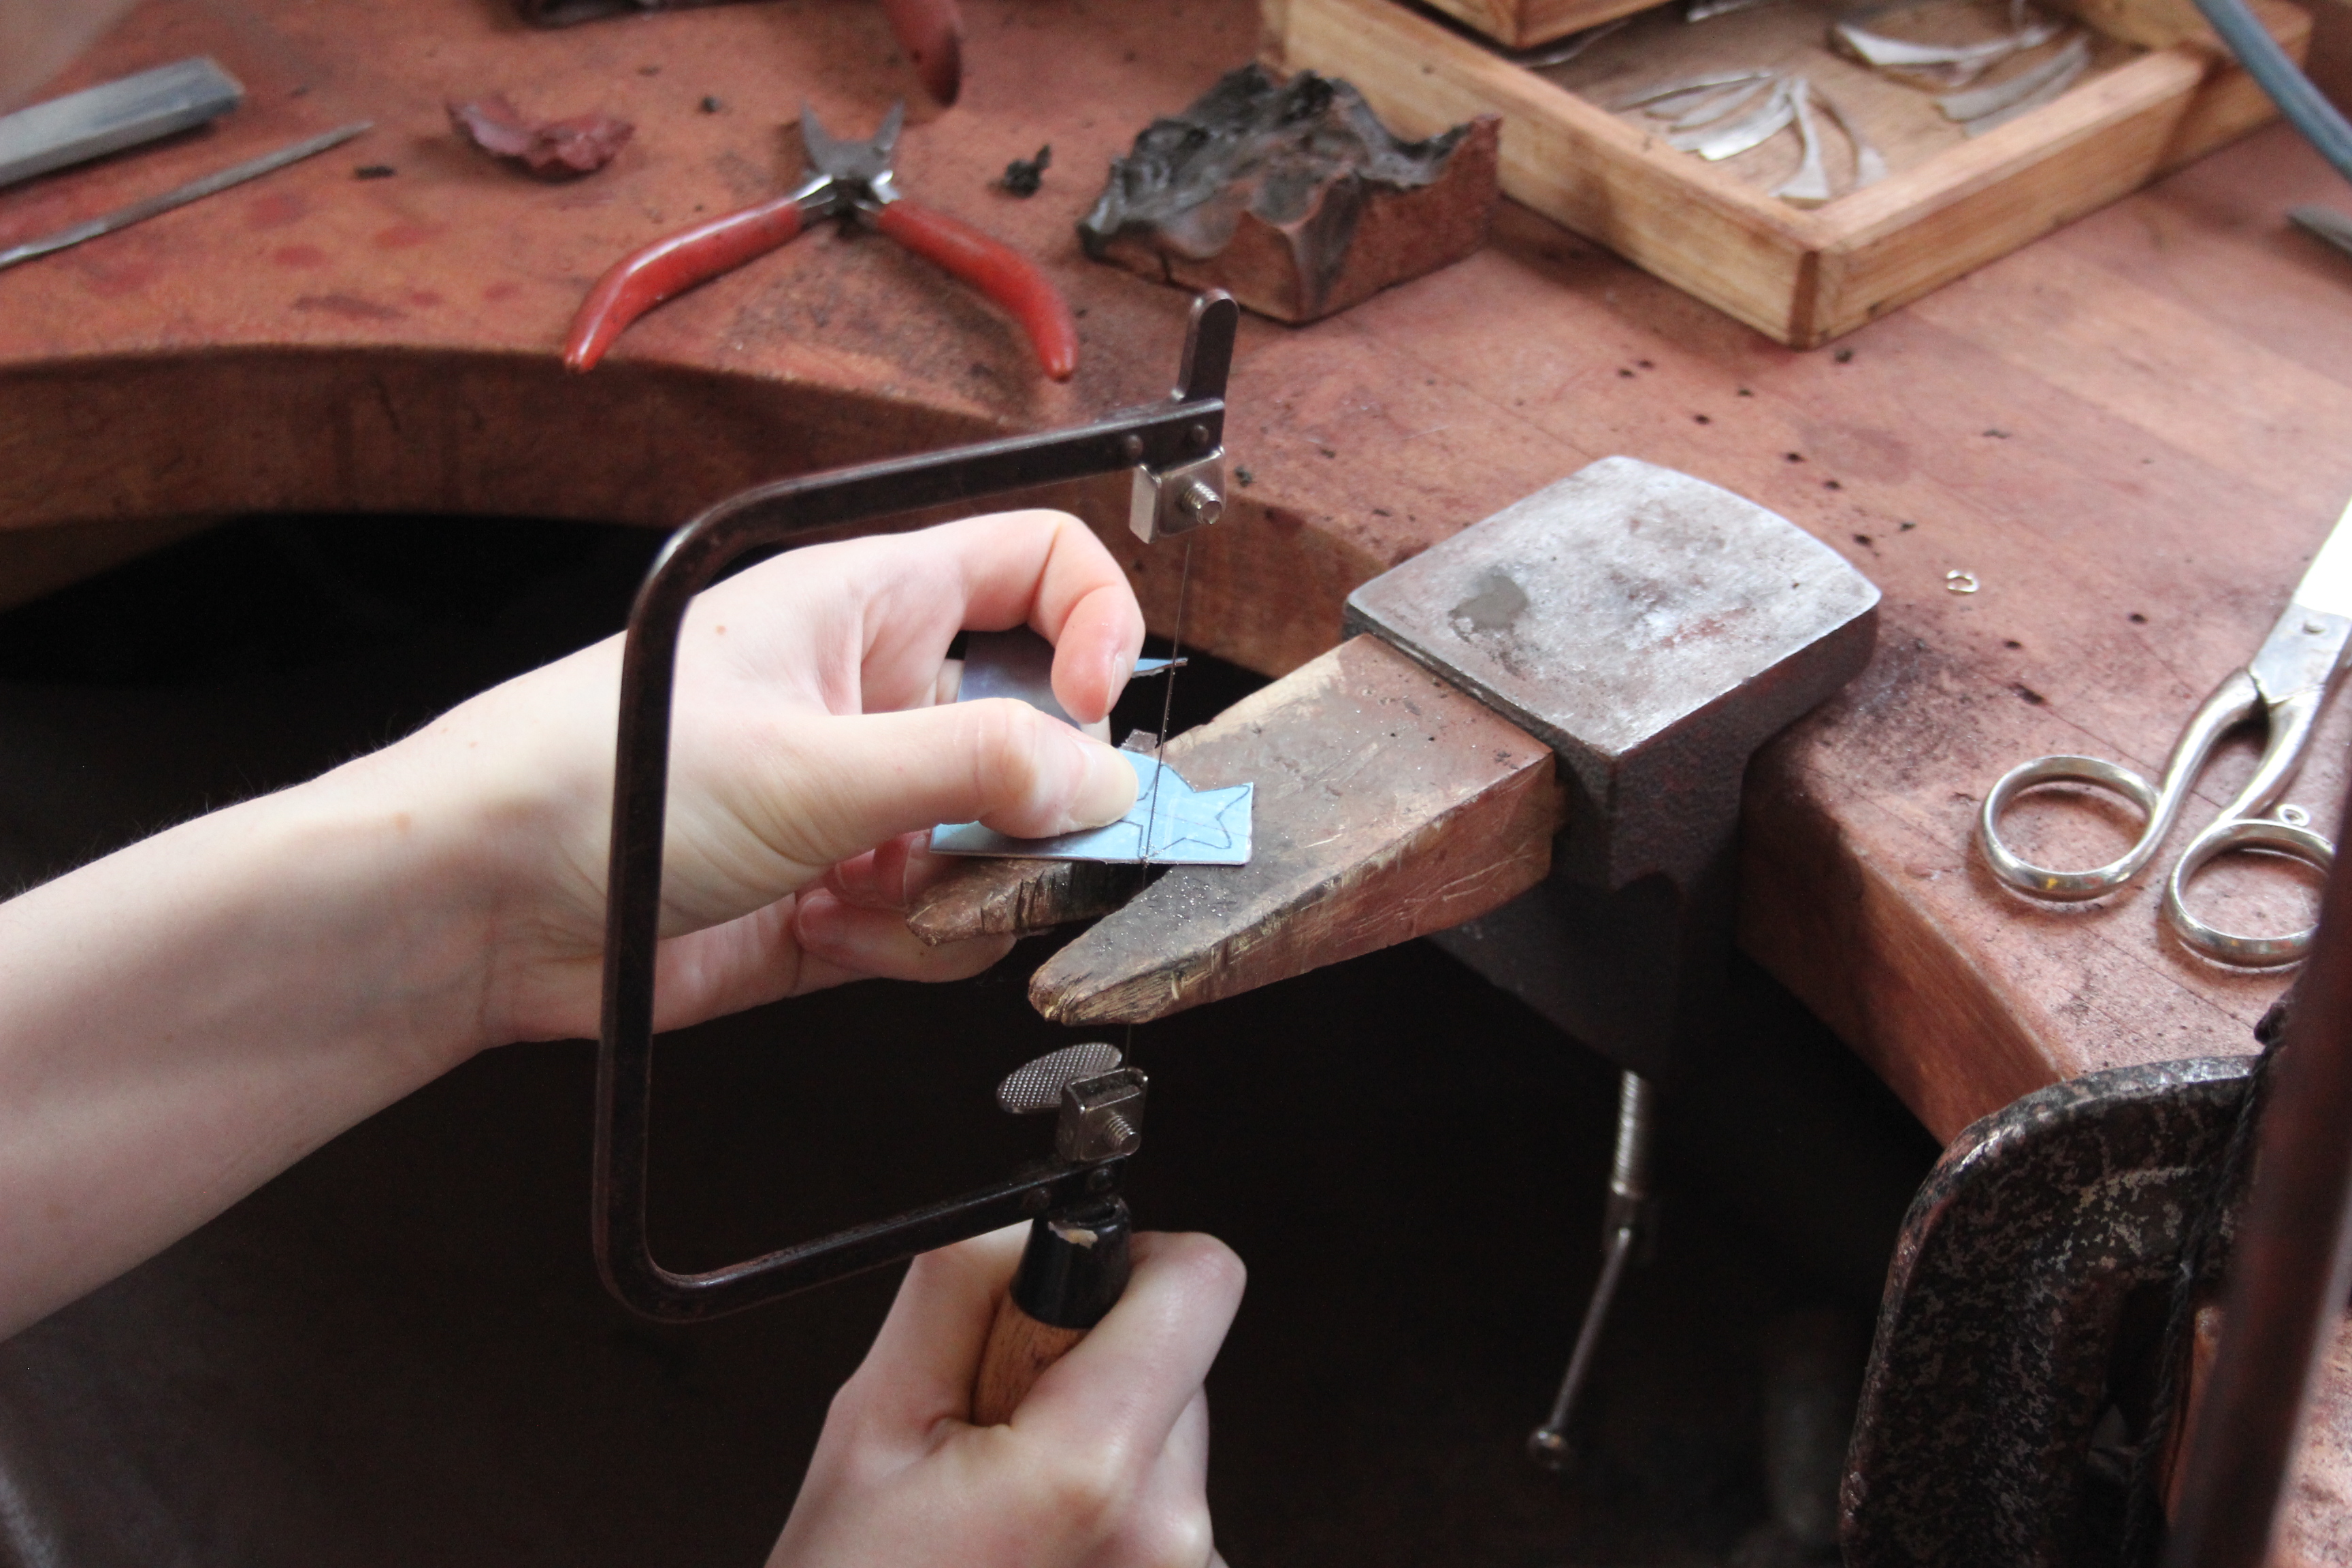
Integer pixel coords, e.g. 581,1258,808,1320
564,102,1077,380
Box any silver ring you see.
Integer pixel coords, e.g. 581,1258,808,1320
2165,817,2334,966
1978,754,2163,900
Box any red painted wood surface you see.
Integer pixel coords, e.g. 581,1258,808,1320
6,0,2352,1556
1,0,2347,1146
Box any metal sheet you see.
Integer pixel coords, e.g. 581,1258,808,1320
930,749,1252,864
957,627,1177,726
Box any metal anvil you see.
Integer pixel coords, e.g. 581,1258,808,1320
914,455,1880,1079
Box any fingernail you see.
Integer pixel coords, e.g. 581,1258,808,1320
794,890,847,950
1109,649,1132,696
1061,729,1139,831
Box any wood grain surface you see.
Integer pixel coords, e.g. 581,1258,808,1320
0,0,2345,1141
1027,634,1561,1025
969,1292,1085,1428
5,0,2352,1553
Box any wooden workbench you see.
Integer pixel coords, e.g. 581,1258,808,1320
7,0,2352,1558
4,0,2350,1248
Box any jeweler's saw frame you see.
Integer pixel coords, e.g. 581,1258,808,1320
592,293,1236,1320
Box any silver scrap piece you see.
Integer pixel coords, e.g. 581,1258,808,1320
1612,69,1776,111
1507,17,1634,67
1813,86,1889,188
1773,79,1835,206
1669,76,1779,130
930,748,1254,865
1947,33,2091,133
1672,77,1796,159
1833,7,2063,86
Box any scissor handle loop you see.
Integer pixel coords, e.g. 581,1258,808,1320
1978,754,2166,900
2163,815,2335,966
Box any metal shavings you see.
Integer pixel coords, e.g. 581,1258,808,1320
1671,77,1796,159
1612,69,1776,111
996,1041,1123,1113
1627,69,1884,201
1813,88,1889,188
1774,79,1834,206
1669,76,1778,130
1946,569,1982,593
1948,34,2091,133
931,750,1254,865
1832,6,2063,88
1499,17,1634,68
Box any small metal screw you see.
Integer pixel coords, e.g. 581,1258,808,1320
1176,478,1223,528
1185,422,1211,450
1120,434,1145,461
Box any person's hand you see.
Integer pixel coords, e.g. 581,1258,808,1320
772,1226,1245,1568
357,509,1146,1047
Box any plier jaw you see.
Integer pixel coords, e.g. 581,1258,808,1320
796,101,904,221
564,102,1075,379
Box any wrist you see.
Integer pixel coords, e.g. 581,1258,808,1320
349,664,617,1049
253,753,516,1070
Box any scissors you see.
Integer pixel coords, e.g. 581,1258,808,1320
1978,495,2352,966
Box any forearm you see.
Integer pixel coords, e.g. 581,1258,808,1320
0,746,500,1336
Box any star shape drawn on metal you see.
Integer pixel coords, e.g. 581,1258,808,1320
930,749,1253,865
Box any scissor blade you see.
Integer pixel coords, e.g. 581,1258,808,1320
2290,493,2352,620
2247,492,2352,702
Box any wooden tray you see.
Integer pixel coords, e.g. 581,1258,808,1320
1421,0,1665,49
1262,0,2308,346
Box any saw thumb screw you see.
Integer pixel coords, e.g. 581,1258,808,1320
1177,478,1224,529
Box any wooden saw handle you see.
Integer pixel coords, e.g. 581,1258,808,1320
970,1198,1132,1425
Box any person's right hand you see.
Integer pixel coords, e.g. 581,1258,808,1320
770,1226,1245,1568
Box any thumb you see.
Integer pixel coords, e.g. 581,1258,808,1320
745,698,1139,875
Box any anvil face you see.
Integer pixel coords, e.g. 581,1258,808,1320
1343,455,1879,890
1345,456,1881,768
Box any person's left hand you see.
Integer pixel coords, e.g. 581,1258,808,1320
355,508,1146,1047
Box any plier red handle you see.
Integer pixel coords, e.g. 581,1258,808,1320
564,102,1077,380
